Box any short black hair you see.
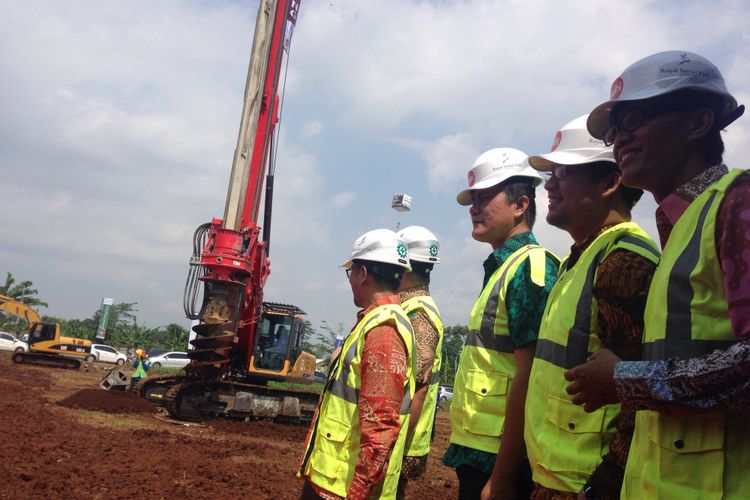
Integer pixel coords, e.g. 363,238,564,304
498,178,537,228
585,161,644,211
353,259,404,292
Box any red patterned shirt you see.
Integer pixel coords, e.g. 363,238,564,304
304,295,408,500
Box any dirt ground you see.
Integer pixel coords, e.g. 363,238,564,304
0,351,458,499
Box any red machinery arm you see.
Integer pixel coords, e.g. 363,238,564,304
186,0,301,377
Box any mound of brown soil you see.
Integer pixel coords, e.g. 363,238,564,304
57,388,157,414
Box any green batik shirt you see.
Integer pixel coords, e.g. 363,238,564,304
442,231,559,474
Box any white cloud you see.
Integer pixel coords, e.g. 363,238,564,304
1,0,748,332
303,119,325,137
331,191,357,208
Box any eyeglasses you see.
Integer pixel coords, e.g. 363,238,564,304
345,265,362,278
546,165,590,181
603,105,687,146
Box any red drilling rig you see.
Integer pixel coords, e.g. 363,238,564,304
139,0,321,421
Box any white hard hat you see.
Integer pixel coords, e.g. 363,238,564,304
528,114,615,171
341,228,411,270
397,226,440,264
588,50,743,140
456,148,543,206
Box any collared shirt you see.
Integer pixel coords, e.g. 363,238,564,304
442,231,559,474
616,165,750,410
306,294,408,500
482,231,560,349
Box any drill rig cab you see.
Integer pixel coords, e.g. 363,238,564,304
249,303,316,380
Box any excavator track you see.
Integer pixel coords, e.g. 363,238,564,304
153,377,321,422
136,374,192,406
12,351,81,370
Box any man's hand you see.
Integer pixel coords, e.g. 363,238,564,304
480,480,516,500
564,349,621,412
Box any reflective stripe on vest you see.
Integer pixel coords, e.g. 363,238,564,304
402,295,444,457
535,233,660,370
301,303,416,498
449,244,557,454
526,222,659,493
624,169,750,500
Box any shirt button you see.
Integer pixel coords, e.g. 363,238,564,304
568,422,576,430
481,388,487,394
326,432,331,438
674,439,684,449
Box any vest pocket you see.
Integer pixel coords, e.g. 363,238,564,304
541,396,606,474
463,369,509,437
313,414,352,477
643,410,724,496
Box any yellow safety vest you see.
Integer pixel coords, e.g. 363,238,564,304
525,223,660,492
450,244,555,454
623,169,750,499
402,295,444,457
300,304,416,499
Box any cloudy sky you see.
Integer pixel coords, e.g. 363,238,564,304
2,0,749,337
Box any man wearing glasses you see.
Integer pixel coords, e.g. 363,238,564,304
566,50,750,498
524,115,659,500
300,229,415,500
442,148,559,499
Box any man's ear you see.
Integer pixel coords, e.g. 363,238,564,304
687,107,716,141
354,264,368,286
600,171,622,200
513,194,530,217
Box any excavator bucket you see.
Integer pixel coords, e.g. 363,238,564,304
100,367,132,391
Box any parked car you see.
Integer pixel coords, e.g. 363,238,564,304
149,351,190,369
0,331,28,352
438,385,453,404
146,348,168,359
90,344,127,365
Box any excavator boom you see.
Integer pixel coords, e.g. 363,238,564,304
0,294,42,326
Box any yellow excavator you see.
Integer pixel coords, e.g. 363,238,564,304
0,294,93,369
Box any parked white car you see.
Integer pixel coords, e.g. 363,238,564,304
438,385,453,404
149,351,190,369
91,343,127,365
0,331,28,352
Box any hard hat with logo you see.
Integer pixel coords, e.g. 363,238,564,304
528,114,615,171
587,50,744,140
397,225,440,264
341,228,411,270
457,148,543,206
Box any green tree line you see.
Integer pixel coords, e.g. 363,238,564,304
1,272,189,351
301,318,467,385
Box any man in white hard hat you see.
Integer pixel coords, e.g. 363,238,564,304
523,115,659,500
442,148,560,500
565,50,750,498
299,229,416,500
394,226,444,499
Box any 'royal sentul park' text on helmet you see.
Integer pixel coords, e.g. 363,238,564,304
528,114,615,171
587,50,744,140
457,148,544,206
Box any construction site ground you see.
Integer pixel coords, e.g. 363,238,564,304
0,351,458,499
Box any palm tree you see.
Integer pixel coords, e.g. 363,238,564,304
0,272,48,308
